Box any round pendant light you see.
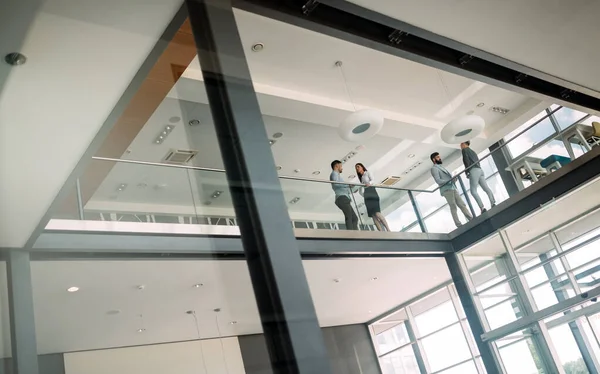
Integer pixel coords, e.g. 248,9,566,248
440,114,485,144
338,108,384,142
335,61,383,142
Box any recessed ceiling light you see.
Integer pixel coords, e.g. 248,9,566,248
333,278,341,283
169,116,181,123
273,132,283,139
137,328,146,333
67,286,79,293
204,201,212,206
211,190,223,199
193,283,203,288
477,102,485,108
5,53,27,66
154,124,175,144
186,310,196,315
276,166,282,171
349,175,356,179
229,321,238,325
407,154,415,158
294,169,300,173
312,171,320,175
289,197,301,205
188,119,200,126
269,139,276,145
136,182,147,189
106,309,121,315
116,183,127,192
370,277,379,281
251,42,264,52
491,106,510,114
136,285,146,291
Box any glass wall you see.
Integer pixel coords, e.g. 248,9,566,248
370,285,485,374
457,201,600,373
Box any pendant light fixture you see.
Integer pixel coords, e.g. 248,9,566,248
437,71,485,144
187,310,210,374
335,61,384,142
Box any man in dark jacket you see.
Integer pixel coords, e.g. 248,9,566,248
461,141,496,213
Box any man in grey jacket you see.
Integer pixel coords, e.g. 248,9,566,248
430,152,473,227
461,141,496,213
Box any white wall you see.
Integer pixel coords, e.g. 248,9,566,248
64,338,246,374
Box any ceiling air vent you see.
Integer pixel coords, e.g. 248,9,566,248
380,176,401,186
163,149,198,165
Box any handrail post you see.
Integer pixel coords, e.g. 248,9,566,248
75,178,84,220
408,190,427,233
457,175,477,218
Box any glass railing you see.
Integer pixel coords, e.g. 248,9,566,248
48,157,453,234
46,108,600,237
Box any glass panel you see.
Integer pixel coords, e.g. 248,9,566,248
482,296,523,330
376,321,412,355
437,360,478,374
553,106,588,130
548,322,591,373
415,187,448,218
528,138,572,160
421,324,472,372
423,206,456,234
385,194,419,232
461,234,510,292
506,115,556,159
530,275,576,310
413,302,457,337
496,333,545,374
380,344,420,374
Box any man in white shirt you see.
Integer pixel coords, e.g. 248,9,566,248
330,160,359,230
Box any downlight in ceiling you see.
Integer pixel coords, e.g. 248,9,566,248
251,43,264,52
273,132,283,139
154,125,175,144
188,119,201,126
491,106,510,114
163,149,198,165
4,52,26,66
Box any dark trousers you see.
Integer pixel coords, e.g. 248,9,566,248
335,195,359,230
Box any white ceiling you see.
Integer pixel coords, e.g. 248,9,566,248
88,9,541,219
0,0,183,247
348,0,600,96
0,257,450,356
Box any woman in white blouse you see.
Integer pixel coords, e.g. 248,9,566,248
355,163,390,231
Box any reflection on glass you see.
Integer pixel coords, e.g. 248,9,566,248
548,323,590,374
484,297,521,330
414,301,458,337
380,345,420,374
506,116,556,159
421,324,471,372
423,206,456,234
554,107,588,130
497,336,544,374
376,322,411,355
437,360,478,374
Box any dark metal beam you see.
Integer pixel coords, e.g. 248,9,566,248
7,250,40,374
451,147,600,251
445,253,502,374
184,0,331,373
231,0,600,112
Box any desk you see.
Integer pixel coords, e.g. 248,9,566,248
563,124,594,158
506,156,547,188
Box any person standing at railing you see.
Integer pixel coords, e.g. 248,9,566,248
430,152,473,227
355,163,390,232
461,141,496,213
330,160,359,230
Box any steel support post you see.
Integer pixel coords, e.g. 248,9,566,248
499,231,564,374
184,1,331,373
7,250,39,374
445,252,503,374
408,190,427,233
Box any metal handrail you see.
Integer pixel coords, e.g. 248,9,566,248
91,156,432,193
92,106,585,196
429,106,564,193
